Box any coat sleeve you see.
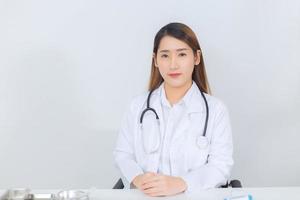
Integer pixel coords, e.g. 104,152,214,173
182,101,234,192
113,99,144,187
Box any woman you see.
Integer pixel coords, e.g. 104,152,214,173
113,22,233,196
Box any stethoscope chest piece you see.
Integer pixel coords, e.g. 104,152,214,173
197,135,209,149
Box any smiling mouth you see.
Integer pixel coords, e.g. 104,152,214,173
168,73,182,78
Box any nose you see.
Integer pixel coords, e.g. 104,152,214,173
169,55,179,70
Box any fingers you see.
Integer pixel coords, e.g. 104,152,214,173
141,178,160,190
137,174,173,197
142,185,161,193
141,173,161,184
141,175,186,197
141,175,167,197
132,172,156,189
142,181,165,197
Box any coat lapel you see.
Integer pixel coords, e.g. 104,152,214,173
169,86,208,174
171,84,205,142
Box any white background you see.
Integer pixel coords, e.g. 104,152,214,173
0,0,299,189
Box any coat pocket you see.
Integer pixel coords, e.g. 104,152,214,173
185,133,210,171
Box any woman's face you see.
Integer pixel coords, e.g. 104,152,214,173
154,36,200,89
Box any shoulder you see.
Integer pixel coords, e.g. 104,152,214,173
205,93,228,109
128,87,161,111
202,93,230,118
129,92,147,110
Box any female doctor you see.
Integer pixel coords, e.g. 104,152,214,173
113,22,233,196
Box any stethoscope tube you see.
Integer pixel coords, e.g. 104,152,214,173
140,85,209,137
199,89,209,137
140,90,160,124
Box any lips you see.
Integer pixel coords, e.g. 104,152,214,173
168,72,182,78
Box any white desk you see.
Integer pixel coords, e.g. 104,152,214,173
1,187,300,200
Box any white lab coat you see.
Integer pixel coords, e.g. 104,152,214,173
113,83,234,192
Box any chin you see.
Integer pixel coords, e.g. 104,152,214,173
165,79,188,88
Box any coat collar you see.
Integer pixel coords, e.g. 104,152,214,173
151,81,206,114
186,82,206,114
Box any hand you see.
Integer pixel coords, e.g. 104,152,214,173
132,172,155,189
140,174,187,197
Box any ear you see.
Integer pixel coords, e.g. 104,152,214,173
153,53,158,67
194,50,201,65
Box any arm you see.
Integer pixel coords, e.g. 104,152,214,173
113,101,144,187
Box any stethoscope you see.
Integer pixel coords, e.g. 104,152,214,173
139,84,209,154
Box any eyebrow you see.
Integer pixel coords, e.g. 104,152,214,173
159,48,190,53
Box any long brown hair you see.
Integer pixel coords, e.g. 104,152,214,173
148,22,211,94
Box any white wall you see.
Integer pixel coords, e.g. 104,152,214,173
0,0,299,189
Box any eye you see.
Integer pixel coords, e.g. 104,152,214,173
161,54,168,58
179,53,187,57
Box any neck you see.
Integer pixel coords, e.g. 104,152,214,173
164,81,192,106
